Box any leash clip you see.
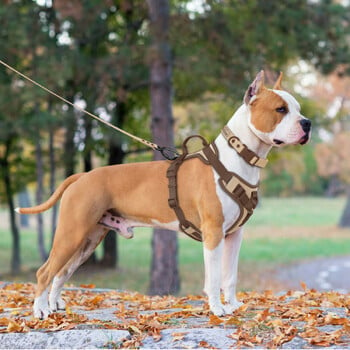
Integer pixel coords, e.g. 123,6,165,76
157,146,180,161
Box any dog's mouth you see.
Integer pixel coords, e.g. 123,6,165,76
273,139,284,145
298,133,310,145
273,133,310,146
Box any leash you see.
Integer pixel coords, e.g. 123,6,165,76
0,59,179,160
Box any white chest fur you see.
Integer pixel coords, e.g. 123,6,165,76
212,104,270,233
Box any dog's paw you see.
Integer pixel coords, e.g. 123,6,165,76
49,297,66,312
33,300,51,320
224,301,243,315
210,303,226,317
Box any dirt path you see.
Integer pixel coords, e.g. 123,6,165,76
276,256,350,293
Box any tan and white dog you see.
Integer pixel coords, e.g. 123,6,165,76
16,71,311,319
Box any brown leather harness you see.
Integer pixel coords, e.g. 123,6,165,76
166,126,268,242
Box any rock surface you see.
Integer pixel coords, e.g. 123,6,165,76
0,282,349,349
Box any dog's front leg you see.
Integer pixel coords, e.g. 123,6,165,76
221,228,243,313
203,238,226,316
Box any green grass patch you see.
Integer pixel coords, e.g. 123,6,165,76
240,237,350,263
248,197,346,227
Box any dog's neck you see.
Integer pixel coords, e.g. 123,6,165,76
214,103,272,184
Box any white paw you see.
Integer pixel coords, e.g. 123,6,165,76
33,299,51,319
224,301,243,314
49,297,66,312
209,302,226,316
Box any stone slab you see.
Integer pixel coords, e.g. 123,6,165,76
0,329,130,349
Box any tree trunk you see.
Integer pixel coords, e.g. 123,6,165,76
101,99,127,268
63,88,77,178
339,190,350,227
18,190,30,228
83,103,97,265
83,117,93,173
49,120,57,242
147,0,180,295
35,136,47,262
1,139,21,274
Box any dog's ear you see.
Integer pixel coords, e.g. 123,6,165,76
273,71,283,90
244,70,265,105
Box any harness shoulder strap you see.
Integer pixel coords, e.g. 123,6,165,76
166,148,203,242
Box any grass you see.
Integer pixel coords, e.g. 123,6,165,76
249,196,346,227
1,196,349,294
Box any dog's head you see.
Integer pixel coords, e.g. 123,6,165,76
244,71,311,147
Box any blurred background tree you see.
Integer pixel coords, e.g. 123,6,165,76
1,0,350,291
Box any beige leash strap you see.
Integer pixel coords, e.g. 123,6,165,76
0,59,179,160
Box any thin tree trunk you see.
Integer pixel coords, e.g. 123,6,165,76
35,135,47,262
63,89,77,178
1,139,21,274
49,122,57,242
101,99,127,268
18,190,30,228
339,189,350,227
83,102,96,265
83,116,93,173
147,0,180,295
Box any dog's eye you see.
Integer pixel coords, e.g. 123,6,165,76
276,106,288,113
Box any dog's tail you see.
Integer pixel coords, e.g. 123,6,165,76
15,173,85,214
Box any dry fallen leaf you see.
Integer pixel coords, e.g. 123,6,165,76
208,314,224,326
172,331,187,342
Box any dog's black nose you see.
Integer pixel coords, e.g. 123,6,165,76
300,118,311,132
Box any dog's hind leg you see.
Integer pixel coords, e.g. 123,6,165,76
221,228,244,313
34,224,98,319
48,227,108,313
33,260,51,319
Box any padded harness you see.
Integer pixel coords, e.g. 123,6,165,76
166,126,268,242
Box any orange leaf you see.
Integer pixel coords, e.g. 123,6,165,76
7,320,23,332
225,316,242,326
325,314,349,326
198,340,212,348
79,284,96,289
172,332,187,342
209,314,223,325
0,318,10,327
300,281,308,291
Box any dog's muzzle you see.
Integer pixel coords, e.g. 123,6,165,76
299,118,311,145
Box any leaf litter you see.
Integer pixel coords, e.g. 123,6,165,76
0,282,348,348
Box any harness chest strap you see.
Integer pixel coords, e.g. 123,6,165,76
202,145,259,234
166,133,260,241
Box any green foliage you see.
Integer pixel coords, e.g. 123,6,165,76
171,0,350,100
